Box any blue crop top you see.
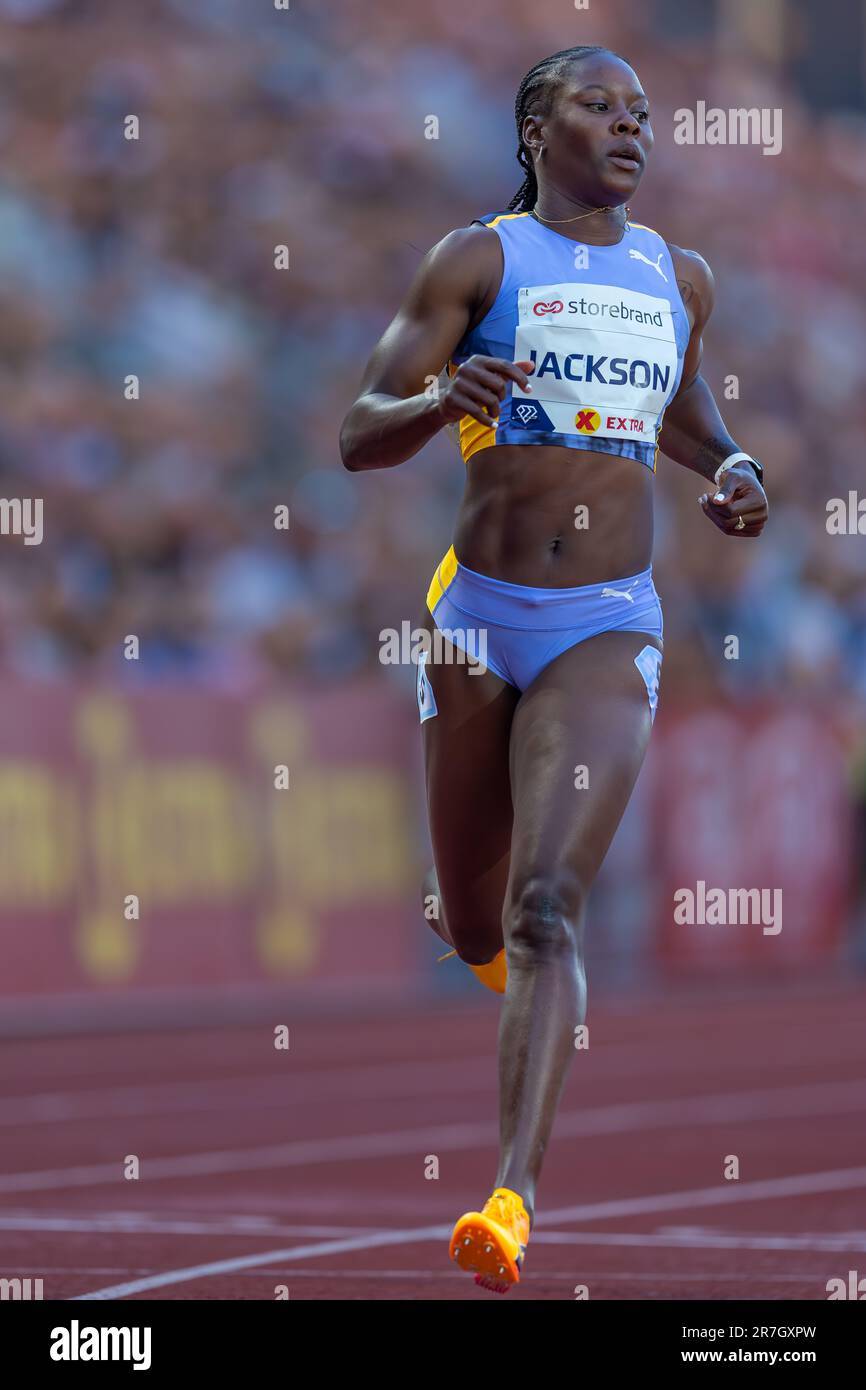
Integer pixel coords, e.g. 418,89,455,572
448,210,691,470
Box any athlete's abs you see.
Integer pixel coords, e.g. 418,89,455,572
453,442,654,588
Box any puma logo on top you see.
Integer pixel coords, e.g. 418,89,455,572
628,248,668,282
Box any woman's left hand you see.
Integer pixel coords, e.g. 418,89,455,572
699,465,768,537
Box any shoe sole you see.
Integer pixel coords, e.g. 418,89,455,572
449,1213,523,1293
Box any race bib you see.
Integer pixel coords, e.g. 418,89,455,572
513,282,679,445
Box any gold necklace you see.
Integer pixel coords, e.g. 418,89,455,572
532,203,630,225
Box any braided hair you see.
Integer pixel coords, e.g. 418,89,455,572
507,46,625,212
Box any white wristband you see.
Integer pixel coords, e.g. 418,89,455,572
714,452,756,487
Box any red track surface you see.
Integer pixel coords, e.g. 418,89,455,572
1,979,865,1300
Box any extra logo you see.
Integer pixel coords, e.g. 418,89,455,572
575,408,600,433
532,299,563,316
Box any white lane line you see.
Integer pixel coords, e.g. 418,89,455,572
72,1226,451,1300
11,1269,154,1277
0,1214,376,1237
6,1039,864,1127
6,1266,841,1285
0,1058,496,1126
228,1267,837,1283
214,1228,866,1257
2,1076,863,1194
73,1163,866,1300
540,1164,866,1226
532,1227,866,1252
0,1120,490,1194
4,1211,864,1253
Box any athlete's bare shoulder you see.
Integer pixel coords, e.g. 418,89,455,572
666,243,715,331
423,221,503,281
407,220,505,326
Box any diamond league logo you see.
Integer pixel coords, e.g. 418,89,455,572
514,402,539,423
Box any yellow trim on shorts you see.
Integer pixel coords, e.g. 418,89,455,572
426,545,459,614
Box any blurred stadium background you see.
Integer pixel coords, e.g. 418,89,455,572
0,0,865,1033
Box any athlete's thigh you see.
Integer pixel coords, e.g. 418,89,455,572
506,629,662,904
419,613,519,955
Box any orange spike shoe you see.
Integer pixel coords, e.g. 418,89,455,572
469,949,507,994
437,947,508,995
449,1187,530,1293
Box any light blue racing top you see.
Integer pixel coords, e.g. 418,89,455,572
448,210,691,470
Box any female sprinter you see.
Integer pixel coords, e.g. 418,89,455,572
340,45,768,1293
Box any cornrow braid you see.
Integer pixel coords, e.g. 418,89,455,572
507,46,623,212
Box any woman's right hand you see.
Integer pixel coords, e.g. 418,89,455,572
437,356,534,429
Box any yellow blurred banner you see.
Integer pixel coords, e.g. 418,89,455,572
0,680,421,1005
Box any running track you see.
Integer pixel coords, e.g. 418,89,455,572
1,979,864,1300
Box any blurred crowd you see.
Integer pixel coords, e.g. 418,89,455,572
0,0,864,706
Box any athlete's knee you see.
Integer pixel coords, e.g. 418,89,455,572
505,872,585,961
